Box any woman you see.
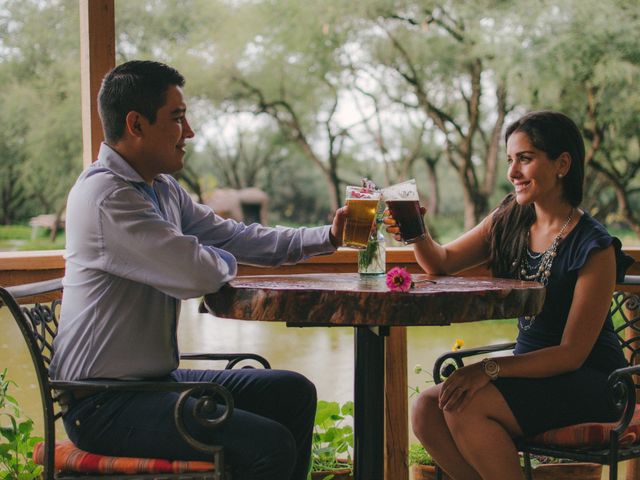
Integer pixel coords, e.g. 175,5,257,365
386,111,634,479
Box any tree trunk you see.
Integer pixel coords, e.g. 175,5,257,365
424,159,439,216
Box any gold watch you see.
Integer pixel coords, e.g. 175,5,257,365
482,358,500,381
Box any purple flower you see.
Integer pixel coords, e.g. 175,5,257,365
386,267,414,292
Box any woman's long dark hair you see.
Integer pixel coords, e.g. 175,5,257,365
488,111,585,278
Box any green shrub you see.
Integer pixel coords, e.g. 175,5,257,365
408,443,435,466
309,400,353,478
0,369,43,479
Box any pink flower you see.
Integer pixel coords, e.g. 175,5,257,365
386,267,414,292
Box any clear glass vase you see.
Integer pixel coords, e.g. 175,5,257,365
358,226,386,276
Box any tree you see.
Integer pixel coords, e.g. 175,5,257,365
354,1,515,229
0,0,82,224
512,0,640,236
116,0,372,216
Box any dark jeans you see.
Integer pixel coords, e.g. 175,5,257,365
63,368,317,480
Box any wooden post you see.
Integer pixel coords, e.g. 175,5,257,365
79,0,115,167
385,326,409,480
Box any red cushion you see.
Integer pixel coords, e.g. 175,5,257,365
528,403,640,447
33,440,216,474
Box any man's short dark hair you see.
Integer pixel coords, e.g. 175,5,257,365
98,60,185,144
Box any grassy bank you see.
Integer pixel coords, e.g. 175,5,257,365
0,225,65,252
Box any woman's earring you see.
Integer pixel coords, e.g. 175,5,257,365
557,174,564,178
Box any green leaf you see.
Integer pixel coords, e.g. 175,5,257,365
18,419,34,435
0,426,17,442
27,436,44,448
340,401,354,417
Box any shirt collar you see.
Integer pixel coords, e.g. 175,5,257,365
95,143,168,186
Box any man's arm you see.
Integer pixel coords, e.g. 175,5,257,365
66,177,237,299
176,181,342,267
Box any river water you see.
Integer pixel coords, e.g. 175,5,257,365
1,299,518,440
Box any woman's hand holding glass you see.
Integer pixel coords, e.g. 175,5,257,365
383,206,427,243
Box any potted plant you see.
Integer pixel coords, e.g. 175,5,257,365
308,400,353,480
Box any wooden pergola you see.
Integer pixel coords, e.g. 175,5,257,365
0,1,637,478
79,0,115,169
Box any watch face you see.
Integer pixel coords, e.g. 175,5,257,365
484,359,499,378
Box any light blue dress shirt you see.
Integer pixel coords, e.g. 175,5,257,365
50,143,335,381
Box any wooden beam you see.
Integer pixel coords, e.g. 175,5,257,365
79,0,115,167
385,327,409,480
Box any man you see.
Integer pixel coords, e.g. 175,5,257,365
50,60,347,480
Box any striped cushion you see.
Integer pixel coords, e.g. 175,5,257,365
529,403,640,447
33,440,216,474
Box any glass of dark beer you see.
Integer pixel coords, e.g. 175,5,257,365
383,179,426,244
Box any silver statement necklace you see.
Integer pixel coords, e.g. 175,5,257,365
518,208,574,330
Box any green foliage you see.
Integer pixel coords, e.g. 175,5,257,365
1,0,640,237
0,225,32,241
0,369,43,479
409,364,434,398
408,443,435,466
309,400,354,477
0,0,82,225
0,225,65,252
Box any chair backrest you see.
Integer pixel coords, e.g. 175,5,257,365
0,278,64,479
611,281,640,369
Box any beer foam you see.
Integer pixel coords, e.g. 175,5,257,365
382,179,419,200
346,185,380,200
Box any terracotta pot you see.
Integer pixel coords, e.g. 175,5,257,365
532,462,602,480
311,468,352,480
411,464,452,480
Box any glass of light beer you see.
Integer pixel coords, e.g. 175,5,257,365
383,179,426,244
342,186,381,249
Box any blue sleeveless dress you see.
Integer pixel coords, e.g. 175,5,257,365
493,212,634,436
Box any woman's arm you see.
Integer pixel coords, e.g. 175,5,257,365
411,215,493,275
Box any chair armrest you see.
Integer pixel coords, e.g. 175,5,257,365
5,278,63,299
621,275,640,286
1,278,63,306
50,379,225,393
180,352,271,369
50,379,233,455
433,342,516,384
607,364,640,439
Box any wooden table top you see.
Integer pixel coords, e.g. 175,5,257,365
202,273,546,327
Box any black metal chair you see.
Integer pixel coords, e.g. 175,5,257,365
432,275,640,480
1,277,271,480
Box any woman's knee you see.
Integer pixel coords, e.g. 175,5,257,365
411,386,442,440
443,385,522,438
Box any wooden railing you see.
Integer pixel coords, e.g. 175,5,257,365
1,246,638,289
